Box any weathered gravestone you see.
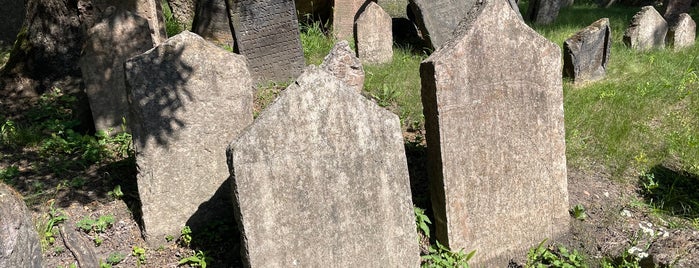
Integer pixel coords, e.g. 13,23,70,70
408,0,477,50
81,8,154,134
228,66,419,267
623,6,668,51
192,0,235,47
526,0,561,25
167,0,197,28
227,0,305,83
420,0,569,266
125,31,253,243
93,0,168,43
355,2,393,64
0,0,25,49
563,18,612,84
0,183,42,268
667,13,696,51
320,40,364,92
333,0,364,41
377,0,409,18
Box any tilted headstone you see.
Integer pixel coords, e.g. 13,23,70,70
333,0,364,40
192,0,235,47
526,0,561,25
228,66,419,267
408,0,477,50
667,13,695,51
355,2,393,64
81,8,154,134
0,183,42,268
320,40,365,92
125,31,253,244
227,0,305,83
377,0,409,18
420,0,569,266
93,0,168,44
563,18,612,84
0,0,25,49
623,6,668,51
167,0,197,27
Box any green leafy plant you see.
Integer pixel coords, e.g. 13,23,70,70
93,235,104,246
132,245,146,265
179,226,193,247
526,239,587,268
166,234,175,242
421,241,474,268
105,252,125,265
0,119,16,145
0,165,19,185
40,201,67,249
108,185,124,200
415,207,432,238
569,204,587,221
178,250,211,267
371,84,401,107
76,214,115,233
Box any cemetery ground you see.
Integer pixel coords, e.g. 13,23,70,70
1,1,699,267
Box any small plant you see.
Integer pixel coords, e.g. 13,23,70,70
526,239,587,268
108,185,124,199
178,250,211,267
0,165,19,184
93,235,104,246
570,204,587,221
371,84,401,107
415,207,432,238
105,252,125,265
179,226,193,247
421,241,474,268
76,214,115,233
166,234,175,242
40,201,67,248
0,119,16,144
132,245,146,265
99,260,112,268
640,172,659,194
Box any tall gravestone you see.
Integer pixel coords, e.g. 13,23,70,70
125,31,253,243
355,2,393,64
320,40,365,92
420,0,569,266
228,66,419,267
0,0,25,49
81,8,154,134
0,183,42,268
227,0,305,83
526,0,561,25
193,0,235,47
93,0,168,43
667,13,695,51
623,6,668,51
563,18,612,84
408,0,477,50
333,0,364,40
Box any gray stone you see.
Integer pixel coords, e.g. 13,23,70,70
667,13,695,51
124,31,253,244
227,0,306,83
320,40,364,92
420,0,569,266
81,8,154,134
0,183,42,268
0,0,25,49
192,0,235,47
333,0,364,40
228,66,419,267
167,0,197,27
563,18,612,84
526,0,561,25
355,2,393,65
623,6,668,51
93,0,168,44
377,0,409,18
408,0,478,50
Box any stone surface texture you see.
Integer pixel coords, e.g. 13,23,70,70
420,0,569,266
167,0,197,27
228,66,419,267
563,18,611,84
93,0,168,44
124,31,253,244
81,8,154,134
623,6,668,51
332,0,364,40
227,0,305,83
377,0,409,18
526,0,561,25
193,0,235,47
355,2,393,65
0,183,42,268
408,0,478,50
667,13,696,51
0,0,25,49
320,40,364,92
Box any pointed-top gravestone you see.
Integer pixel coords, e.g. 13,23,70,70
420,0,569,266
228,66,419,267
192,0,235,47
623,6,668,51
125,31,253,244
333,0,364,40
563,18,612,84
81,8,154,134
667,13,695,51
320,40,365,92
526,0,561,25
408,0,478,50
227,0,305,83
355,2,393,64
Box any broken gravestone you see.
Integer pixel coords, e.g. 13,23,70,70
563,18,612,84
192,0,235,47
92,0,168,43
408,0,478,50
355,2,393,65
667,13,696,51
623,6,668,51
320,40,364,92
81,8,154,134
228,66,419,267
125,31,253,244
227,0,305,83
526,0,561,25
0,183,42,268
420,0,569,266
0,0,25,49
333,0,364,41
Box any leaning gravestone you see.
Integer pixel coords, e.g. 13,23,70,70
526,0,561,25
81,8,154,134
0,183,42,268
320,40,365,92
192,0,235,47
420,0,569,266
228,66,419,267
228,0,305,83
355,2,393,64
667,13,695,51
125,31,253,244
408,0,477,49
93,0,168,43
563,18,612,84
0,0,25,49
333,0,364,40
623,6,668,51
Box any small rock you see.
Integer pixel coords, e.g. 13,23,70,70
620,209,633,217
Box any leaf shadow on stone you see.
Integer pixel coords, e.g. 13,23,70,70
639,164,699,219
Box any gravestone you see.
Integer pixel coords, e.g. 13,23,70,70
377,0,409,18
408,0,477,49
333,0,364,40
563,18,612,84
93,0,168,43
228,66,419,267
623,6,668,51
228,0,305,83
192,0,235,47
355,2,393,64
81,8,154,134
0,183,42,268
526,0,561,25
167,0,197,27
320,40,364,92
420,0,569,266
0,0,25,49
125,31,253,244
667,13,695,51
